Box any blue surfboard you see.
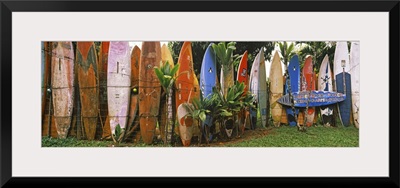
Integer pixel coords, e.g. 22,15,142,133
277,90,346,107
200,43,217,140
336,73,352,126
285,55,300,126
334,41,352,127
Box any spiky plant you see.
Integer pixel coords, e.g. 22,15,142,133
154,61,181,145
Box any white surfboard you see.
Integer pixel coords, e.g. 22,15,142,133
350,42,360,128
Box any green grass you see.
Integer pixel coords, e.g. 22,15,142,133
42,125,359,147
41,137,163,147
224,125,359,147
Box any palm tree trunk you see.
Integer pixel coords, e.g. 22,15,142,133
165,87,174,144
221,64,234,97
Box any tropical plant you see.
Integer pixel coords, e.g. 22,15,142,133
183,94,218,144
213,82,255,139
277,41,297,68
296,41,336,73
112,124,124,145
154,61,181,145
212,42,236,97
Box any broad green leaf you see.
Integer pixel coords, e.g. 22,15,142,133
170,63,180,77
154,68,165,84
165,63,171,75
199,112,206,122
220,110,232,117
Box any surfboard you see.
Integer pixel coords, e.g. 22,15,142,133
258,49,268,128
42,42,51,122
139,42,162,144
318,54,334,126
76,42,99,140
249,50,261,129
278,90,346,107
200,43,217,140
249,49,268,129
107,41,131,141
269,51,284,127
285,55,300,127
301,55,316,127
42,42,46,119
177,103,194,146
51,41,74,139
99,42,111,139
236,50,248,132
127,45,140,134
161,44,174,67
350,42,360,128
175,42,200,146
334,41,352,127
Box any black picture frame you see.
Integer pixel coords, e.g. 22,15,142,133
1,0,399,187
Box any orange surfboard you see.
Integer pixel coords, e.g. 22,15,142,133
76,42,99,140
42,42,52,137
175,42,200,146
127,45,140,134
42,42,51,121
237,51,248,132
99,42,111,139
301,55,316,127
139,42,162,144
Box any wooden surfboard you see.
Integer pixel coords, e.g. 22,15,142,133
285,55,300,127
127,45,140,136
200,43,217,140
175,42,200,146
42,42,51,122
301,55,316,127
318,54,334,126
350,41,360,128
76,42,99,140
280,77,288,125
269,51,284,127
107,42,131,141
236,50,248,132
51,41,75,139
99,42,111,139
139,42,162,144
334,41,352,127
